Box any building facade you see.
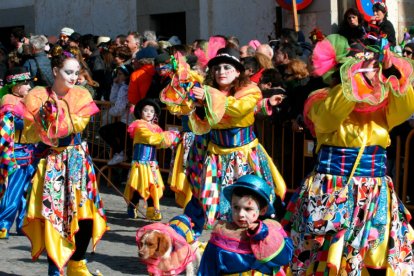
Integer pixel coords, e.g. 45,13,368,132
0,0,413,48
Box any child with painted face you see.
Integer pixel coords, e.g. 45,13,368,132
197,174,293,275
124,98,180,221
0,67,36,240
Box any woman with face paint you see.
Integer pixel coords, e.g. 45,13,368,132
187,47,286,230
0,67,36,239
198,175,293,275
18,46,107,276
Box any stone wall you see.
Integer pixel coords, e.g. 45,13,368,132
0,0,412,45
0,0,136,38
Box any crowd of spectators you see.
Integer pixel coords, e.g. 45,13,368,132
0,4,413,168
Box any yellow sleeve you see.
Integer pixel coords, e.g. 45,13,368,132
308,84,356,134
386,85,414,130
133,124,178,149
22,119,41,143
187,111,211,135
166,102,194,115
66,114,90,133
225,92,261,117
202,85,261,125
60,87,96,133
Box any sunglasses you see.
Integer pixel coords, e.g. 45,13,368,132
156,64,172,71
403,49,413,55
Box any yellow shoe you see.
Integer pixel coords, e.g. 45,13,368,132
152,210,162,221
198,241,207,254
146,207,162,221
67,259,92,276
0,228,8,239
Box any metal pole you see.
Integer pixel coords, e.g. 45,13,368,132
292,0,299,31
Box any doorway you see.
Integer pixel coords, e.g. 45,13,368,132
0,25,25,52
150,12,186,44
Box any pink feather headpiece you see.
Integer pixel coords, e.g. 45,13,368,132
193,36,227,70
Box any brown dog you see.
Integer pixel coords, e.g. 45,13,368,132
138,230,173,260
137,222,200,276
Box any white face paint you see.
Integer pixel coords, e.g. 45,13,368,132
141,105,155,122
212,63,240,90
54,58,80,90
231,195,261,228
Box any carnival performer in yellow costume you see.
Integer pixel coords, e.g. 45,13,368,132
19,46,107,276
282,34,414,275
159,51,210,236
124,98,180,221
189,47,286,229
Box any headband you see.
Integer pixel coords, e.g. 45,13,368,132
373,2,387,13
214,53,241,63
5,72,31,84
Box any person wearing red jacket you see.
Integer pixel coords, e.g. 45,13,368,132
127,46,157,105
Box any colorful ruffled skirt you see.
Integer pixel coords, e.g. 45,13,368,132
200,126,286,229
22,141,107,272
124,143,164,211
0,144,35,234
282,145,414,275
169,132,210,207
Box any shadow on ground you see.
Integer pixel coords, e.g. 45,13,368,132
87,252,148,275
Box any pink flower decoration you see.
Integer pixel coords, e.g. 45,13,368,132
312,39,338,77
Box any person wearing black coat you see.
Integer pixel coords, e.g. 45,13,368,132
370,2,396,47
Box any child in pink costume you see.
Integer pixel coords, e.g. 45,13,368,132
198,174,293,275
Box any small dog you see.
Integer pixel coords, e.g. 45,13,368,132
137,215,201,276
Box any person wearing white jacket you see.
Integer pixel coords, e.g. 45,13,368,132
99,64,134,165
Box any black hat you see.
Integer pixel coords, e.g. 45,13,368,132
207,47,244,72
135,46,158,60
69,32,82,43
134,98,161,119
154,53,171,65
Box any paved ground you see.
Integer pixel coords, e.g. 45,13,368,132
0,179,209,276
